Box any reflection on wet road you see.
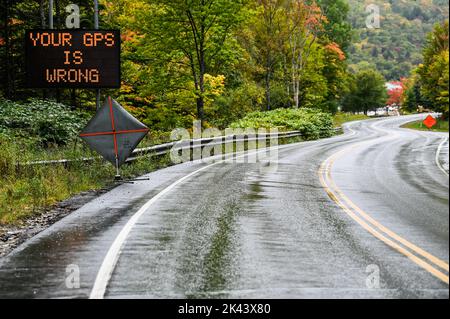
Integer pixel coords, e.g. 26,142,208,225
0,115,448,299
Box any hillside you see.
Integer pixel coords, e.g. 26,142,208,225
347,0,449,80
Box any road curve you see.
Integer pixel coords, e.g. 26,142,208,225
0,115,448,299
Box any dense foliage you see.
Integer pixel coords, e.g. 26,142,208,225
0,1,447,133
348,0,449,81
417,20,449,117
0,99,87,146
230,108,334,140
342,68,388,114
402,20,449,118
1,0,354,132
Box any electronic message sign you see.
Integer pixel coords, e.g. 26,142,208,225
25,30,120,88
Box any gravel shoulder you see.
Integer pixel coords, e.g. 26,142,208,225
0,187,114,257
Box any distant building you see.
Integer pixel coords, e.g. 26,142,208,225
385,82,402,91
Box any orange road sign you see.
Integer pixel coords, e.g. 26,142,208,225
423,115,437,129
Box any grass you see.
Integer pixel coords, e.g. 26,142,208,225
333,113,370,128
0,138,171,225
402,118,449,133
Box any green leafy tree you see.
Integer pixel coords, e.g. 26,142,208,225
342,68,387,115
417,21,449,118
140,0,248,127
402,71,433,113
242,0,286,110
317,0,352,52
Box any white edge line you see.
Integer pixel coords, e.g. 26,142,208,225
435,136,449,177
89,161,220,299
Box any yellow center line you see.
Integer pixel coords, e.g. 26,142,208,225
325,151,449,272
318,141,449,285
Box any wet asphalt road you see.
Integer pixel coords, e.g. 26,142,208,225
0,115,448,299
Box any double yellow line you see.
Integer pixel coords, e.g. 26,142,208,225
318,143,449,284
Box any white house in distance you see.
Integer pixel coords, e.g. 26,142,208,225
385,82,402,91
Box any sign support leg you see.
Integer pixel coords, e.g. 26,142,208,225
49,0,53,29
94,0,101,111
115,157,121,181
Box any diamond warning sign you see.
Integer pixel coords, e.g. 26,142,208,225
423,115,437,129
80,97,149,167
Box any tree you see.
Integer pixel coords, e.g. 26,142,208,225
320,41,349,114
284,0,326,109
316,0,352,52
401,72,433,113
141,0,247,127
387,81,404,106
346,0,449,81
240,0,286,111
342,68,387,115
417,21,449,118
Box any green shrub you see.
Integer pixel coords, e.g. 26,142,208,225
0,99,88,146
230,108,334,140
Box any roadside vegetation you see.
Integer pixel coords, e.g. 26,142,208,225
0,99,171,224
230,108,334,140
0,139,171,224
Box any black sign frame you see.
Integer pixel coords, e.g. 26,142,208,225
25,29,121,89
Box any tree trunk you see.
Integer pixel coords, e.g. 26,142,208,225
71,89,77,109
293,74,300,109
265,58,271,111
40,0,45,27
283,56,290,108
196,53,205,127
196,96,204,128
197,62,205,127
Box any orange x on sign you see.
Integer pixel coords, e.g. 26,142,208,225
423,115,437,129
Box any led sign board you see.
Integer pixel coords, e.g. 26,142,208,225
26,30,120,88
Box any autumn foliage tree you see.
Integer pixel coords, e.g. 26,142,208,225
386,81,404,106
142,0,248,127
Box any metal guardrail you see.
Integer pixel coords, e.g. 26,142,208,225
22,128,343,167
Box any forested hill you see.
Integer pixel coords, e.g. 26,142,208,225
347,0,449,81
